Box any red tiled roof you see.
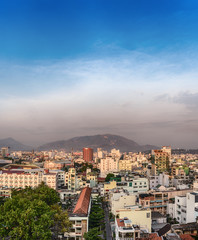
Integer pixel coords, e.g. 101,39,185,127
149,233,161,240
180,234,196,240
73,187,91,215
137,233,162,240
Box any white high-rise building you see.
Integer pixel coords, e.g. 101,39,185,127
172,192,198,224
99,157,119,177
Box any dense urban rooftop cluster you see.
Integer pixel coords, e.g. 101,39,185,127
1,145,198,240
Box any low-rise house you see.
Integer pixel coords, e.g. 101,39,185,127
115,218,141,240
151,212,167,232
116,207,152,233
172,221,198,235
110,191,136,215
0,187,11,198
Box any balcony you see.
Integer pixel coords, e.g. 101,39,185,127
73,224,82,228
118,227,134,233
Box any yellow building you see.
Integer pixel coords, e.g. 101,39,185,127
65,168,76,191
116,208,152,232
119,159,132,171
104,180,117,191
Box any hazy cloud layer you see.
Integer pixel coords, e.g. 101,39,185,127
1,49,198,148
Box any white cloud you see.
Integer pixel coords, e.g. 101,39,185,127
1,49,198,147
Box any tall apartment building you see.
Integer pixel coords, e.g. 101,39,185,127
83,148,93,162
99,157,119,177
151,146,171,173
119,159,132,172
173,192,198,224
65,168,77,191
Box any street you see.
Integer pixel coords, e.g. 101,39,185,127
103,202,112,240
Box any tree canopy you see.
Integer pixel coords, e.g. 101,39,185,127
105,173,115,182
84,227,103,240
89,197,104,230
0,183,71,240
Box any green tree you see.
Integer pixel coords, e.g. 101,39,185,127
0,197,53,239
51,204,72,239
89,198,104,230
12,182,60,206
84,227,103,240
105,173,115,182
0,183,71,239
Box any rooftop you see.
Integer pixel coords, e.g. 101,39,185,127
180,234,195,240
72,187,91,216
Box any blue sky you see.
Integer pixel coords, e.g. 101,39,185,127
1,0,198,148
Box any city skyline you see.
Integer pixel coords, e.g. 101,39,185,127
1,0,198,148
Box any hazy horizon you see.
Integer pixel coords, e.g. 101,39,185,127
1,0,198,148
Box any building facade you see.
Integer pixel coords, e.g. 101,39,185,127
83,148,93,162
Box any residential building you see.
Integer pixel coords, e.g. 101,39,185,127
116,178,149,194
171,222,198,235
1,147,9,157
0,168,58,190
111,149,121,158
65,168,77,191
149,173,169,189
139,192,169,215
110,193,136,215
86,172,97,188
99,157,119,177
151,147,171,173
83,148,93,162
115,218,140,240
44,160,71,170
65,187,91,240
173,192,198,224
119,159,132,172
0,187,11,198
117,207,152,232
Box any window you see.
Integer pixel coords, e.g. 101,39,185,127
147,213,150,218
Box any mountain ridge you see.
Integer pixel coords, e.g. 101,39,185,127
0,138,32,151
37,134,158,152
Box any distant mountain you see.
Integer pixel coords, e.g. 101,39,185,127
0,138,32,151
38,134,158,152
